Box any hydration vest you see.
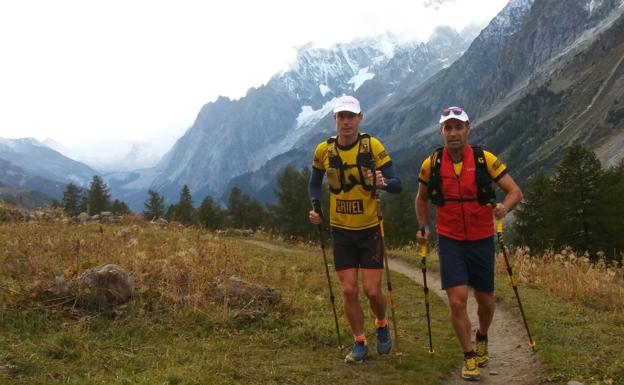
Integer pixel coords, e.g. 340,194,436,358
325,133,374,194
426,145,496,206
428,145,496,241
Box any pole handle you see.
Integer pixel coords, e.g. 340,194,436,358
496,218,503,234
419,228,428,257
312,199,323,219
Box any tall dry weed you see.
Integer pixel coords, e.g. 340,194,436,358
0,220,284,321
498,246,624,313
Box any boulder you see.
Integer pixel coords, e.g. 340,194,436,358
77,212,89,224
68,264,134,315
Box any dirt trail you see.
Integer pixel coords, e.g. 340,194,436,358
243,239,543,384
389,258,542,384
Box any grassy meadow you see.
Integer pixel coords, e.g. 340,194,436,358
2,210,622,384
1,217,461,385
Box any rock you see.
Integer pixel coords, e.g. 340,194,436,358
149,217,168,227
489,370,499,375
212,275,281,307
116,227,132,238
77,212,89,224
567,382,584,385
69,264,134,315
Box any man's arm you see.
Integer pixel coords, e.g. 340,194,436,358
379,162,402,193
308,167,325,225
415,182,431,243
494,174,523,219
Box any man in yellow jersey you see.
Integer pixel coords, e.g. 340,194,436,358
415,106,523,381
308,95,402,363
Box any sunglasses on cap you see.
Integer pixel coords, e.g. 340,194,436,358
441,107,464,116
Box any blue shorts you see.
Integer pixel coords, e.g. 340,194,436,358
438,235,495,293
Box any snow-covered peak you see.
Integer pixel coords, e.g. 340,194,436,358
479,0,535,40
0,137,47,151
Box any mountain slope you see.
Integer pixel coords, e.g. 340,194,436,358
0,138,99,187
146,31,474,203
0,158,63,201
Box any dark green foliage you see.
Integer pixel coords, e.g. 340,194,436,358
197,195,225,230
143,189,165,220
514,145,624,260
175,185,196,225
514,171,556,251
111,199,131,215
268,166,315,239
551,145,603,254
226,187,265,229
86,176,111,215
165,204,177,221
382,185,418,247
597,159,624,257
62,183,86,217
606,107,624,126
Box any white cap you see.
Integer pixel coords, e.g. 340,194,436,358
439,106,469,124
333,95,361,114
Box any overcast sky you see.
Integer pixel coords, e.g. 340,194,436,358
0,0,508,162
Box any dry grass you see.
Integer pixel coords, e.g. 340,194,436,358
500,246,624,313
0,213,461,385
0,216,287,323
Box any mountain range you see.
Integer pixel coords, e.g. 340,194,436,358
2,0,623,211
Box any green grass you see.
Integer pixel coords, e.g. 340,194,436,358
494,277,624,384
1,222,463,384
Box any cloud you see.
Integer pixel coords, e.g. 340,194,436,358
423,0,458,9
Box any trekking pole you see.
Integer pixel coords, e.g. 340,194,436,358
369,161,400,354
312,199,343,350
419,228,434,354
496,218,537,352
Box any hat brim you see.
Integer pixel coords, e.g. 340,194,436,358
439,114,469,124
333,106,361,114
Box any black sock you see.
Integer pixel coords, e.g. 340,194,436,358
464,350,476,359
476,330,488,342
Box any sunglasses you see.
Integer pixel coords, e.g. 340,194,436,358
441,107,463,116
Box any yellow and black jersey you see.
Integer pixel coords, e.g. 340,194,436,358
312,133,390,230
418,148,507,184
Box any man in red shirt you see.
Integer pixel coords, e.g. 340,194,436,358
415,106,523,381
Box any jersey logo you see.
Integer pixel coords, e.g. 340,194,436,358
335,199,364,214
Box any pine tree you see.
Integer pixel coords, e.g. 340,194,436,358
597,159,624,259
269,166,315,238
86,176,111,215
176,185,196,225
143,189,165,220
226,187,265,229
514,171,556,252
62,183,85,217
382,185,418,247
111,199,131,215
552,145,603,254
165,204,177,221
197,195,225,230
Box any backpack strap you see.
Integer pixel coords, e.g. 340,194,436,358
472,145,496,205
357,133,373,191
427,147,445,206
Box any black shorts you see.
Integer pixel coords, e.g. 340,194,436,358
438,235,495,293
331,226,383,271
